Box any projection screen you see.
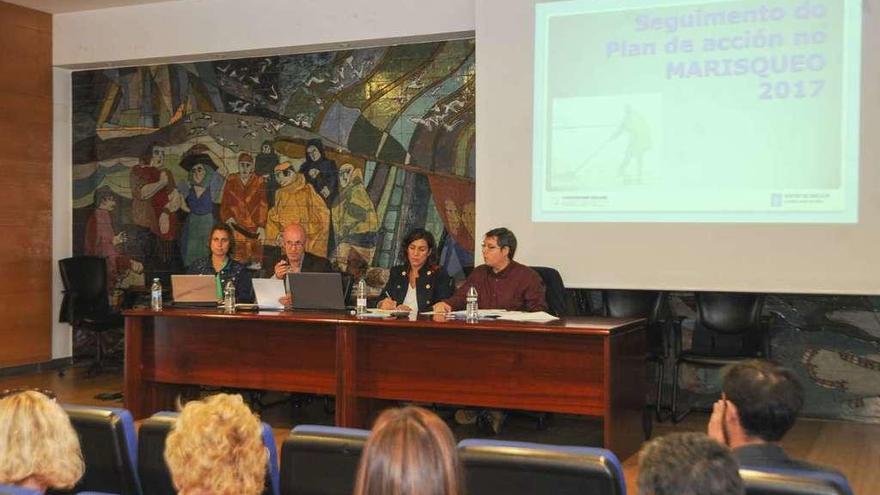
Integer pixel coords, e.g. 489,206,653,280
475,0,879,294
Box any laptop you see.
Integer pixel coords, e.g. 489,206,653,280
252,278,286,310
285,272,347,310
170,274,218,306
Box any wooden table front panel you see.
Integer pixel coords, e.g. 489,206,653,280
353,325,606,416
142,316,337,395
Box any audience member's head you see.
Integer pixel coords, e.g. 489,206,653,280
637,432,743,495
0,390,84,493
164,393,267,495
720,359,804,444
353,406,463,495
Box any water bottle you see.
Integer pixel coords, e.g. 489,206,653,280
150,278,163,311
355,278,367,316
223,279,236,313
465,286,478,322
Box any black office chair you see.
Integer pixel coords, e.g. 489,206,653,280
671,292,771,422
136,413,177,495
601,290,677,426
459,439,626,495
53,405,142,495
530,266,567,317
741,468,854,495
58,256,123,375
279,425,370,495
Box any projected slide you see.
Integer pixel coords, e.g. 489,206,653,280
532,0,861,222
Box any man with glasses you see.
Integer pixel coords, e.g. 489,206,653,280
432,227,546,314
267,222,333,279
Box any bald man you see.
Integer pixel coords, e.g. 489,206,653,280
265,222,333,279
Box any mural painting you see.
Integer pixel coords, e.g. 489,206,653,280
71,39,476,298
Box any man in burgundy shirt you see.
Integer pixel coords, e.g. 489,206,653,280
434,227,548,434
433,227,547,313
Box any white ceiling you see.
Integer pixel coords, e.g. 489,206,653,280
4,0,180,14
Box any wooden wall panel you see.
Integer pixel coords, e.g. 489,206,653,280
0,1,52,367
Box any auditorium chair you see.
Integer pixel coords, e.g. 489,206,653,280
741,468,855,495
671,291,772,422
529,266,568,317
458,439,626,495
137,411,280,495
0,485,41,495
279,425,370,495
601,290,678,426
58,256,123,375
54,405,142,495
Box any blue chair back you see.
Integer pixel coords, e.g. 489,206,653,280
459,439,626,495
279,425,370,495
741,467,854,495
0,484,42,495
61,405,141,495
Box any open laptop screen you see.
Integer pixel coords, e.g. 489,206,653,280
285,272,347,310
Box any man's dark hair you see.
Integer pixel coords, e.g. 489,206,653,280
721,359,804,442
400,228,437,264
484,227,517,260
638,432,744,495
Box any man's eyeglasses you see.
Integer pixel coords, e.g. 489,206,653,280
283,240,305,249
0,387,56,400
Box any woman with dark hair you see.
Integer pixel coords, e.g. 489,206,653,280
378,228,452,312
187,223,254,303
353,406,464,495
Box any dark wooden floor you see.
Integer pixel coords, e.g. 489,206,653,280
2,364,876,495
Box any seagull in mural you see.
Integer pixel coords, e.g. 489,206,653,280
237,119,250,129
248,74,261,85
305,76,325,87
230,100,252,114
217,64,231,74
187,126,207,136
267,85,279,101
443,100,465,114
409,115,442,131
443,119,464,132
208,120,220,128
406,76,426,90
243,130,259,139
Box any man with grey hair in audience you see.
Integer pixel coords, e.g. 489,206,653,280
638,432,744,495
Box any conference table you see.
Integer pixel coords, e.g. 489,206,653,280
123,308,647,459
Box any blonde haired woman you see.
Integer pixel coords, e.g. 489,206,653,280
164,393,268,495
354,406,464,495
0,390,84,493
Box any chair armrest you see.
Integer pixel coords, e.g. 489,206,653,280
670,315,685,358
759,311,780,359
59,290,80,324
